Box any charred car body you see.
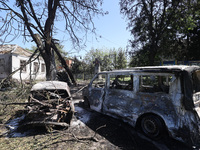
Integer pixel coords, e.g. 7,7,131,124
83,65,200,147
20,81,74,128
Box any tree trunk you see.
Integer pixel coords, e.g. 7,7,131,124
43,0,59,81
148,44,157,66
51,43,77,85
43,48,57,81
17,0,76,83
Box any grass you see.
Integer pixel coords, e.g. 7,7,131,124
0,84,59,150
0,82,96,150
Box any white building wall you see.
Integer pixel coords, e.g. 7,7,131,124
11,54,46,81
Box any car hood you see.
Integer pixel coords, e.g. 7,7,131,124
31,81,71,96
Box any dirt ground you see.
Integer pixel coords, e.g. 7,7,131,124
0,82,197,150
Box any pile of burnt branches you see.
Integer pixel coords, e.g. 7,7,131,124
18,93,74,129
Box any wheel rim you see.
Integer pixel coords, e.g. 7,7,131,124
143,119,158,134
141,116,161,138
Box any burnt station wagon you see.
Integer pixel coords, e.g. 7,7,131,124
82,65,200,147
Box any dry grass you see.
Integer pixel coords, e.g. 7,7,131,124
0,82,115,150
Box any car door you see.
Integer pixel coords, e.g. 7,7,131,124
88,73,107,112
103,73,142,121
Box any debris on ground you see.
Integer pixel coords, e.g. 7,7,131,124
18,81,75,130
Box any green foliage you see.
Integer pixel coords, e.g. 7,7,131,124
25,45,37,52
102,55,112,71
121,0,200,66
71,56,86,74
84,48,106,74
116,48,127,69
83,47,128,74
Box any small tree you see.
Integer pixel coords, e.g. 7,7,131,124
84,47,128,73
116,48,127,69
84,48,105,73
102,55,112,71
71,57,83,75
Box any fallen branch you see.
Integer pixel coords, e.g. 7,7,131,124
0,48,40,88
64,85,88,100
72,133,99,142
0,131,9,137
73,85,88,95
93,124,106,138
0,102,31,105
19,121,69,127
30,95,53,107
70,124,106,142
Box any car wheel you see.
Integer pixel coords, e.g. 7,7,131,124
141,115,164,139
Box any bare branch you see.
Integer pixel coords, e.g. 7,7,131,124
0,48,40,88
0,0,105,81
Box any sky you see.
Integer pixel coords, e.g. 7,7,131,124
9,0,131,58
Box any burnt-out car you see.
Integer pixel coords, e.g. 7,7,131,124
20,81,74,128
82,65,200,147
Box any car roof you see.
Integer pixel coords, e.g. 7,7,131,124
99,65,200,74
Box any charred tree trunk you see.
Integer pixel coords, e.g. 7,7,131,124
16,0,80,84
51,43,77,85
42,0,59,80
41,48,57,81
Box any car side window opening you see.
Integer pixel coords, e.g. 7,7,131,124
139,75,173,93
110,74,134,91
193,70,200,93
92,74,106,88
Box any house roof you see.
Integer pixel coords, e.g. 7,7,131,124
0,44,33,57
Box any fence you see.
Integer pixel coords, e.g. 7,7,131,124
74,73,94,81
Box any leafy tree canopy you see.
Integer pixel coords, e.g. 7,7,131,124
83,47,127,74
120,0,200,66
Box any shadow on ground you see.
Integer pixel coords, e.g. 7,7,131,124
75,101,194,150
4,100,195,150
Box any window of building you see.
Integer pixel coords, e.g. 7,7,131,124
41,63,45,72
34,62,39,73
0,58,5,74
20,60,26,72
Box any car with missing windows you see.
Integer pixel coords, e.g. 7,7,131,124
82,65,200,147
19,81,74,129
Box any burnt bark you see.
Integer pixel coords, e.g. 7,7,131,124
51,43,77,85
41,49,57,81
43,0,59,80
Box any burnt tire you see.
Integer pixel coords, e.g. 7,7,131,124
140,115,164,139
